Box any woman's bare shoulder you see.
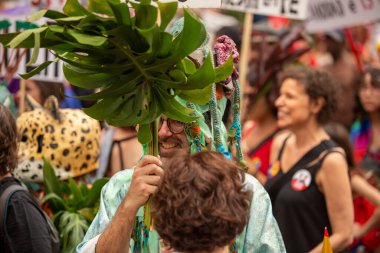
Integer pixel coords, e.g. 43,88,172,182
272,130,292,150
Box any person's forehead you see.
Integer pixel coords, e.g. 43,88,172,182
25,79,37,87
368,71,380,86
363,73,380,86
160,115,183,123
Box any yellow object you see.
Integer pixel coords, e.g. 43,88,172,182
15,96,101,182
322,227,333,253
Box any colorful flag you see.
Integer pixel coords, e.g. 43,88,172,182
322,227,333,253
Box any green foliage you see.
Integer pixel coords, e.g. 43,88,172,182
58,212,89,253
42,159,108,253
0,0,234,144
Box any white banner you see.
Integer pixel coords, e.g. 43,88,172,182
306,0,380,32
221,0,308,20
161,0,222,8
0,16,66,83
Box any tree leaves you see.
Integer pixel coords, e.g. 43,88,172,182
88,0,114,16
107,0,132,26
59,212,88,253
7,27,47,48
0,1,234,144
43,158,62,196
133,3,158,30
138,124,153,144
214,55,234,83
66,29,108,46
20,59,58,79
172,9,207,58
42,159,109,253
63,0,91,16
158,1,178,32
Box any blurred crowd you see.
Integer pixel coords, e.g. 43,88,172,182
1,5,380,253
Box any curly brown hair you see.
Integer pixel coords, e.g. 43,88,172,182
152,151,252,252
279,66,340,124
0,104,18,176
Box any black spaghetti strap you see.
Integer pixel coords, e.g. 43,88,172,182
109,135,137,170
116,141,125,170
277,134,292,160
302,148,348,182
267,139,338,204
113,135,137,143
315,149,345,167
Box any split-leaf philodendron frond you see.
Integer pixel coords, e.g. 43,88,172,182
0,0,234,145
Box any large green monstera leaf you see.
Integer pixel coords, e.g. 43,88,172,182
0,0,233,144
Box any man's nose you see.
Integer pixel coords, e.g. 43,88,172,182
158,120,172,137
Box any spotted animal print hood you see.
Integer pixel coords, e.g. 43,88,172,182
15,96,101,182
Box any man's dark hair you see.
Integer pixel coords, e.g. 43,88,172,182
0,104,18,176
152,151,251,252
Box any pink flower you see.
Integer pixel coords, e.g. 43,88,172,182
213,35,239,83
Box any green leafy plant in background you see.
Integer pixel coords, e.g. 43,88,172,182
0,0,233,145
42,158,109,253
0,0,233,240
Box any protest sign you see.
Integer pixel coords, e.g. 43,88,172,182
306,0,380,32
0,16,65,82
221,0,308,20
161,0,221,8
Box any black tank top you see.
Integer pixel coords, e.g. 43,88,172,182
265,137,342,253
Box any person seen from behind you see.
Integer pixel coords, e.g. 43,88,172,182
0,104,57,253
242,72,279,184
152,151,251,253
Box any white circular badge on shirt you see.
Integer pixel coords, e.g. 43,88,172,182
291,169,312,191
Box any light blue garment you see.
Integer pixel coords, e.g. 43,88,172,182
0,81,17,117
77,169,286,253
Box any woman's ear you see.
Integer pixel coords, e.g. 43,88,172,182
310,97,325,114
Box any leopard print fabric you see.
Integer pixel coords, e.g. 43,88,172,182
14,97,101,182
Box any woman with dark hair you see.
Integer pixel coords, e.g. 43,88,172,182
325,122,380,253
265,66,353,252
17,79,64,106
0,104,56,253
241,25,312,184
152,151,252,253
16,79,83,110
351,66,380,189
96,126,143,178
242,72,280,184
349,65,380,252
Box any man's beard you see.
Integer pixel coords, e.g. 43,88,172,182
158,136,189,164
159,137,183,154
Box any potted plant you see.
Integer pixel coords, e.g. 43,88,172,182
42,158,108,253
